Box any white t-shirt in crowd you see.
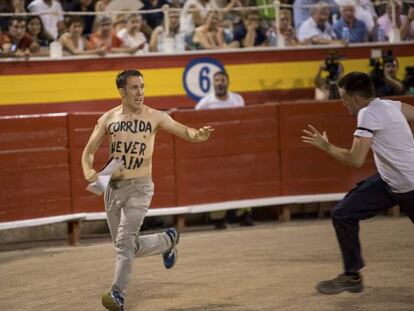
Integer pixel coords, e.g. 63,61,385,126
195,92,245,110
354,98,414,193
297,17,336,41
116,29,147,53
28,0,64,39
180,0,217,34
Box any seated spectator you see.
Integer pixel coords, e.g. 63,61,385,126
298,2,342,45
66,0,96,36
89,15,144,54
116,13,147,54
0,17,40,58
233,10,268,47
400,6,414,40
26,15,53,55
59,16,106,56
180,0,217,35
149,9,186,52
266,10,300,46
0,0,27,32
293,0,339,30
28,0,65,39
192,10,239,49
333,0,368,43
376,0,406,41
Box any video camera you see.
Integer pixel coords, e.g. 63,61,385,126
369,49,396,80
323,51,343,82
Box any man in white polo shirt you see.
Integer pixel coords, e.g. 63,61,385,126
195,70,254,229
302,71,414,295
195,70,244,110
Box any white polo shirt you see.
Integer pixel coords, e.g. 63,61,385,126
354,98,414,193
195,92,244,110
297,17,336,42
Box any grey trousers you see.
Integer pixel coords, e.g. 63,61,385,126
104,176,172,294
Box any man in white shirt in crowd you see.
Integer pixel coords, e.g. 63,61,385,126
28,0,65,39
298,2,342,45
195,70,244,110
196,70,254,229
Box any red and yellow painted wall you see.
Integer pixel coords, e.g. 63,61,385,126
1,42,413,116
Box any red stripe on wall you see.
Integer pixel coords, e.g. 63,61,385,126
1,43,412,75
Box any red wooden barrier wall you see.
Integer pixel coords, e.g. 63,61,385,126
0,114,71,221
172,105,282,205
1,96,413,222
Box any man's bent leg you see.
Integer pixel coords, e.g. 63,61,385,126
317,174,396,295
331,174,396,273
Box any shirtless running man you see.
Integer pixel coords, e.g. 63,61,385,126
81,69,213,311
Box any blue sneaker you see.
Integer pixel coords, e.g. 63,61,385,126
101,291,124,311
163,228,180,269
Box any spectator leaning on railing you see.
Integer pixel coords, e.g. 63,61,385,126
297,1,343,44
26,15,53,51
0,16,40,58
192,10,239,49
27,0,65,39
116,13,148,54
59,16,106,56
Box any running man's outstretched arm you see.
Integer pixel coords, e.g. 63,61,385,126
81,116,107,182
158,112,214,142
301,124,371,168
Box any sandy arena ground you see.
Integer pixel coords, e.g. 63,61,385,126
1,217,413,311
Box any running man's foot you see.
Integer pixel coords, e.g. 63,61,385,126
163,227,180,269
102,291,124,311
316,274,364,295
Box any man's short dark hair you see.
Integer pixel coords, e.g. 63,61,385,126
338,71,375,99
9,17,26,26
213,70,229,80
116,70,143,89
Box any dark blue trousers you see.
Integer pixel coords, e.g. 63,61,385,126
332,173,414,273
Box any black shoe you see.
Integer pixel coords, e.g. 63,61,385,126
316,274,364,295
240,212,254,227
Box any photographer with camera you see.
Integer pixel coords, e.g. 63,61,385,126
369,50,405,97
314,52,344,100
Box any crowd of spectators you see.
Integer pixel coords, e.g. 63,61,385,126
0,0,413,59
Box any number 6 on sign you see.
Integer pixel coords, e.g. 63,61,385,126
183,57,225,102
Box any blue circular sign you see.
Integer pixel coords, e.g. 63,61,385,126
182,57,225,102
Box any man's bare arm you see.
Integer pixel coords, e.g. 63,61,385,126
158,112,213,142
302,124,372,168
81,116,107,182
